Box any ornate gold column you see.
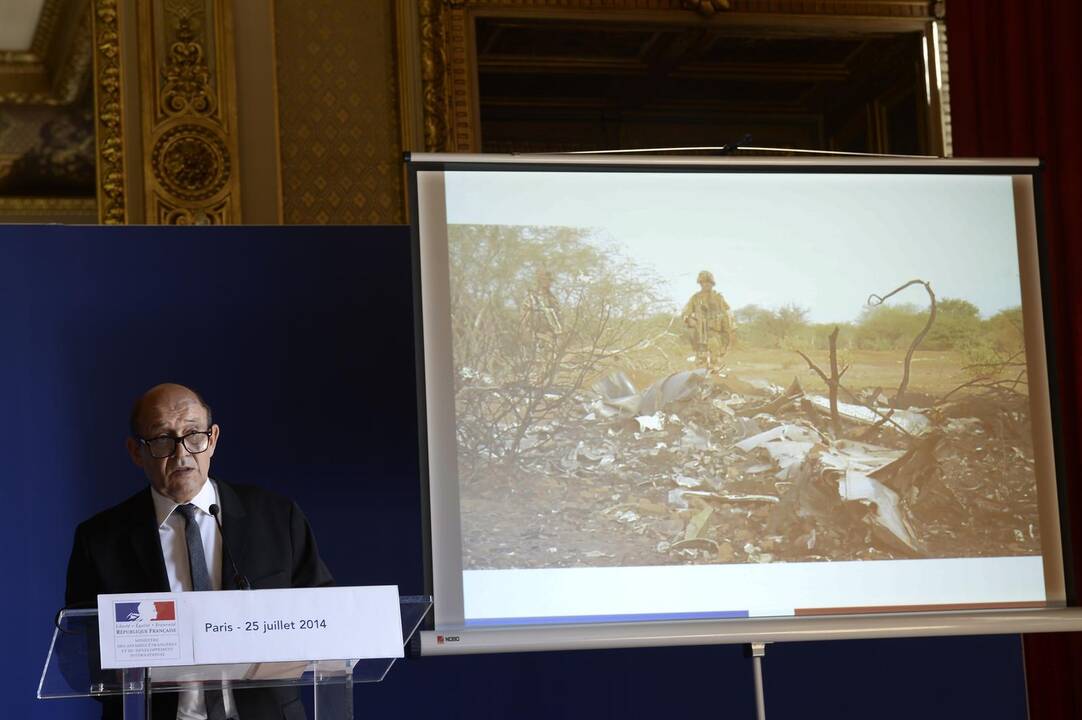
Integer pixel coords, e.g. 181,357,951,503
90,0,242,224
91,0,128,223
137,0,241,224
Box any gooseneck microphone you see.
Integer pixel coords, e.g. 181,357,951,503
209,503,251,590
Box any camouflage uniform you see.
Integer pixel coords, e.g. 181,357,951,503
682,270,733,368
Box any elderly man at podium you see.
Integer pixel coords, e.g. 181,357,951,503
65,382,334,720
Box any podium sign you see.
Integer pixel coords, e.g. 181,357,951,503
97,586,403,669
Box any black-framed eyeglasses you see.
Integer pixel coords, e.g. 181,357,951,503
137,430,213,459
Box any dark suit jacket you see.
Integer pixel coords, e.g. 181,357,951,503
65,480,335,720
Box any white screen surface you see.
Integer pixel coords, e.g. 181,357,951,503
411,156,1063,633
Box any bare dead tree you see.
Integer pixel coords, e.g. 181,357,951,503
937,349,1028,404
795,326,849,435
791,280,942,440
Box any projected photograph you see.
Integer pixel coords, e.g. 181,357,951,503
443,170,1042,571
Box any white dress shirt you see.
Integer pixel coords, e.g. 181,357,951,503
151,479,236,720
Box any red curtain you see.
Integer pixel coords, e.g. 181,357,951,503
948,1,1082,717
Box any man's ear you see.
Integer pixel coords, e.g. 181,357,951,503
126,437,145,468
205,424,220,459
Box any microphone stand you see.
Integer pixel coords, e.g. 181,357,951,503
209,504,251,590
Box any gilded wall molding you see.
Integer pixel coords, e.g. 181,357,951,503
446,4,477,151
419,0,449,152
935,20,952,157
422,0,929,15
138,0,241,224
150,123,230,201
0,196,98,221
30,0,66,58
396,0,426,154
416,0,943,153
91,0,127,224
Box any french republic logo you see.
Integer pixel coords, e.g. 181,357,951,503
111,599,181,664
115,601,176,622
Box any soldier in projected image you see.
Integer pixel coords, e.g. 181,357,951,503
681,270,733,370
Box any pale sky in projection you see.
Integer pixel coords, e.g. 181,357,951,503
443,170,1023,324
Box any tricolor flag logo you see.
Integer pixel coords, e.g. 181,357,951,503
114,601,176,622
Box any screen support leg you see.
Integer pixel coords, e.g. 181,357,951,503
746,642,768,720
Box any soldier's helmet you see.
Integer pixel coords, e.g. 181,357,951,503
697,270,715,286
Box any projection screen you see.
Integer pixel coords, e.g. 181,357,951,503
407,154,1080,655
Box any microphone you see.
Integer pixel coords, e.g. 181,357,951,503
209,504,251,590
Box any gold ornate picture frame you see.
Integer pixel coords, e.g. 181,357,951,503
88,0,242,225
414,0,950,155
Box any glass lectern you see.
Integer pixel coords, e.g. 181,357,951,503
39,596,431,719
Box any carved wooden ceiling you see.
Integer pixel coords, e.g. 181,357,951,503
476,18,931,154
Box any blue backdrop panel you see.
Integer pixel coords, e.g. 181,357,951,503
2,225,1027,719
